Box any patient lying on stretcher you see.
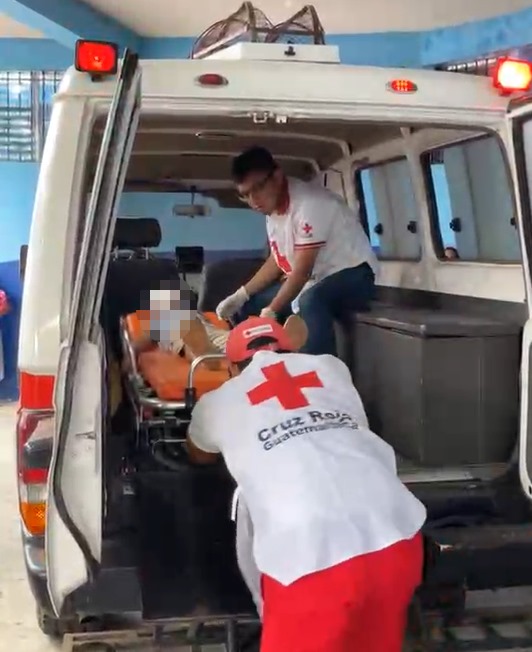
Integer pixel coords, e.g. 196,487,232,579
122,286,233,402
132,286,229,360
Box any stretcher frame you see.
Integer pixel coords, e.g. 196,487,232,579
119,313,227,415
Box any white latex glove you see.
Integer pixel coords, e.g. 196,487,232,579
216,286,249,320
260,307,277,320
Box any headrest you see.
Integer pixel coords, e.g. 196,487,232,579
113,218,161,249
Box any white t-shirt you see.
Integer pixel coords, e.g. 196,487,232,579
266,177,378,310
188,350,426,586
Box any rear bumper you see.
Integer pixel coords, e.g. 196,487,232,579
22,533,142,620
23,537,54,614
424,522,532,589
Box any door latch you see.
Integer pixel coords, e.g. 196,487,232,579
252,112,269,124
251,112,287,124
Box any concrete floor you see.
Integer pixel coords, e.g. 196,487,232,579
0,403,59,652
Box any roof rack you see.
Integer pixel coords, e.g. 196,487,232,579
266,5,325,45
434,56,498,76
190,2,326,60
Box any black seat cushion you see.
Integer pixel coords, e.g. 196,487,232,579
198,257,265,312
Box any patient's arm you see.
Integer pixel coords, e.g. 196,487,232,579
185,438,219,465
133,334,157,355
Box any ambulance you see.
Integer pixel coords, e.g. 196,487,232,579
15,32,532,642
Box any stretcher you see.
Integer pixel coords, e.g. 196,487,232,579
120,309,231,415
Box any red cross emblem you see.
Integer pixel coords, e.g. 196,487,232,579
247,361,323,409
301,222,313,236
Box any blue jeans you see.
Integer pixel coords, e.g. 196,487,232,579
235,263,375,356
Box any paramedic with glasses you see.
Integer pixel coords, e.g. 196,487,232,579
186,315,427,652
215,146,378,356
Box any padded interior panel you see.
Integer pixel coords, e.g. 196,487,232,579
198,257,265,312
175,246,205,274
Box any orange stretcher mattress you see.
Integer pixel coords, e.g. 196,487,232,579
125,310,230,401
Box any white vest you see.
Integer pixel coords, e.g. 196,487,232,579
188,351,426,585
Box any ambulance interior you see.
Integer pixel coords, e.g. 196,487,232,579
89,113,529,618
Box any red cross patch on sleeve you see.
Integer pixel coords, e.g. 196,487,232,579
300,222,313,238
294,218,325,251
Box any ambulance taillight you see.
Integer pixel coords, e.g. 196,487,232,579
196,73,229,87
75,39,119,76
16,373,55,537
493,58,532,93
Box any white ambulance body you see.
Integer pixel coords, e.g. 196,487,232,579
16,41,532,634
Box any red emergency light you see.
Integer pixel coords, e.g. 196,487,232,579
493,57,532,93
387,79,418,94
75,40,118,76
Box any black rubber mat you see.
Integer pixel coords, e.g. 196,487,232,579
135,465,256,621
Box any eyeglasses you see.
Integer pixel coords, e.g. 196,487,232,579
237,170,274,203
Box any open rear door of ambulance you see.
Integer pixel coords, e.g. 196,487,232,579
507,97,532,502
45,50,141,617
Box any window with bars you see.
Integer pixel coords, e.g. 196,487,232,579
0,70,64,162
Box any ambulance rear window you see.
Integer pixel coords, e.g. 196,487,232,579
423,135,520,263
356,158,421,261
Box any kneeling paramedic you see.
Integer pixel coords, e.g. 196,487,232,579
185,315,427,652
215,146,378,356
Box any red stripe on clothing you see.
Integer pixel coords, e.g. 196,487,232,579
294,241,325,250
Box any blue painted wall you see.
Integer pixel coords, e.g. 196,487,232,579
5,4,532,71
4,0,532,67
0,162,39,263
0,163,38,401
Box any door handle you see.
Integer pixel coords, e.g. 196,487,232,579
374,223,383,235
407,220,417,234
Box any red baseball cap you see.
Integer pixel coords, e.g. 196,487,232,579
225,316,295,363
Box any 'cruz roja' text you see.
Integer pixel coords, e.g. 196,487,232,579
257,409,359,452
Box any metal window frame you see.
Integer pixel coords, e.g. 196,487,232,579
0,70,63,162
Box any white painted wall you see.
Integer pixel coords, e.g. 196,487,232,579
82,0,532,36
